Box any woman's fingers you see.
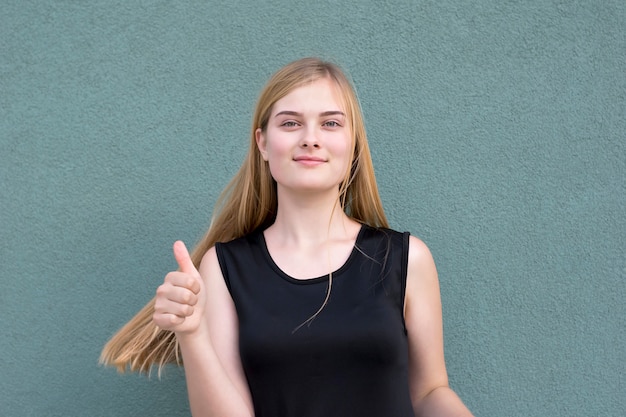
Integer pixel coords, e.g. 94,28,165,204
153,241,204,332
173,240,199,277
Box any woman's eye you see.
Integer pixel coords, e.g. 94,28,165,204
323,120,341,128
281,121,299,127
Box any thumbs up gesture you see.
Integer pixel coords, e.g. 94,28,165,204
153,241,206,334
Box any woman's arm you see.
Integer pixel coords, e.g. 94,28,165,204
404,236,474,417
153,242,253,417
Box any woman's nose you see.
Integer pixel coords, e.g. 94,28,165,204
300,127,320,148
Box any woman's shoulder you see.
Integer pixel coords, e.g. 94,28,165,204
360,225,432,262
359,224,412,248
361,224,406,238
215,229,264,251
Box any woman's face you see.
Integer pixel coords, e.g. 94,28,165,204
256,78,352,195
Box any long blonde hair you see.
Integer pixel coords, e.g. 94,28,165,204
99,57,389,374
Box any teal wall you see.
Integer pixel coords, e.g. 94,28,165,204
1,1,624,416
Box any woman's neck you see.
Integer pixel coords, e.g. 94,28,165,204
267,188,359,246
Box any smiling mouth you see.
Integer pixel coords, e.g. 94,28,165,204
293,156,326,162
293,157,326,166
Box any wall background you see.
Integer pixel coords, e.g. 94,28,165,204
1,1,624,416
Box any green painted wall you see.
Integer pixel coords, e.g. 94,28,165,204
1,1,624,416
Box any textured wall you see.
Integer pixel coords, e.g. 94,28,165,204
1,1,624,416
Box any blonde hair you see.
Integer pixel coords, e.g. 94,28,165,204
99,57,389,374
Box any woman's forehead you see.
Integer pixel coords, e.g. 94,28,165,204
272,78,346,115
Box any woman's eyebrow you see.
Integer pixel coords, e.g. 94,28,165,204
320,111,345,117
274,110,346,117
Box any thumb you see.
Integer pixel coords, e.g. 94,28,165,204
173,240,198,275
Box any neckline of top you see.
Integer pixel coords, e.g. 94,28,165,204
258,224,366,285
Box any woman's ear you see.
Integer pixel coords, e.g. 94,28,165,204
255,128,268,161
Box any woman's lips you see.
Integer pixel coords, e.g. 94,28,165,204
293,156,326,166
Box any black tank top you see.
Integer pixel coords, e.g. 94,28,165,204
215,224,415,417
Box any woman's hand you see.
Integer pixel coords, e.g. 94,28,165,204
153,241,206,335
154,244,254,416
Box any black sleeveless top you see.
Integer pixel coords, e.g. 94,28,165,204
215,225,415,417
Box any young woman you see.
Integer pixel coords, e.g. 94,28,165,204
101,57,474,417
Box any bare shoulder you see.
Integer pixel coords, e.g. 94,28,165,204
197,245,240,350
199,245,218,265
197,246,222,282
197,246,233,310
407,235,437,279
405,235,440,313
